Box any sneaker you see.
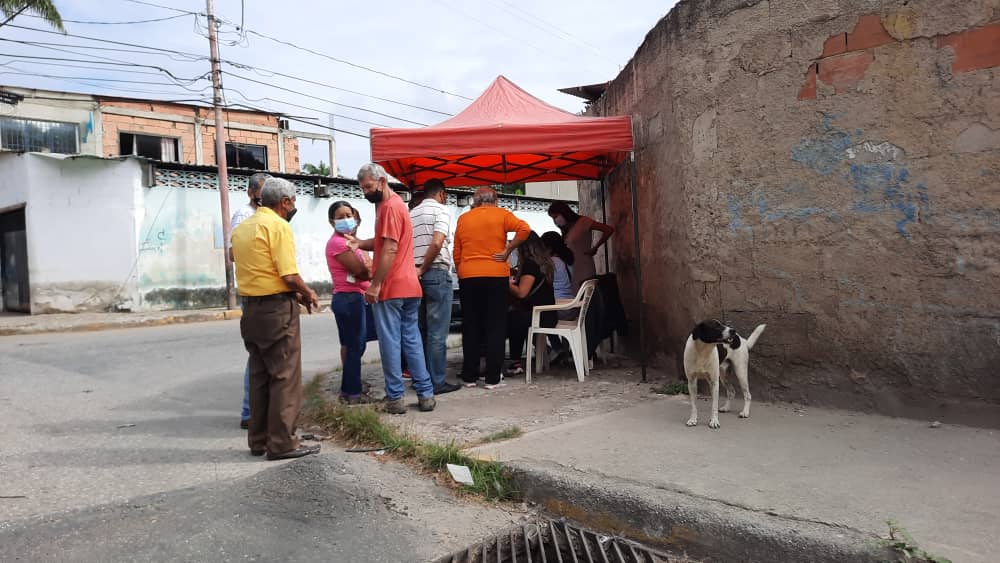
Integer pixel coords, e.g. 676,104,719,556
383,398,407,415
402,369,413,380
505,362,524,377
418,396,436,412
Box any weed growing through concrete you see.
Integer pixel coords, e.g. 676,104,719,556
652,381,688,395
479,426,524,444
303,375,519,502
882,520,952,563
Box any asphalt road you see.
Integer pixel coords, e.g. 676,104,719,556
0,314,370,522
0,316,516,561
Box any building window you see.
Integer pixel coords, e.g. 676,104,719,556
119,132,179,162
0,117,79,154
225,142,267,170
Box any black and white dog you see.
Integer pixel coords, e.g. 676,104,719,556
682,319,766,429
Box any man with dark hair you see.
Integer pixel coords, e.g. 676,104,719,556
230,172,271,429
232,178,320,460
411,179,461,394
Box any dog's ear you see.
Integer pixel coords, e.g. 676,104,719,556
691,322,705,342
730,333,742,349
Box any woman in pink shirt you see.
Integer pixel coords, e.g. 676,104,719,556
326,201,375,403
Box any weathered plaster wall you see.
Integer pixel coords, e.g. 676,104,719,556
0,153,143,313
584,0,1000,424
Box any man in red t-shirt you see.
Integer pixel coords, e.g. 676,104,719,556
350,163,435,414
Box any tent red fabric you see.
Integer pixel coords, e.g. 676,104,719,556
370,76,633,188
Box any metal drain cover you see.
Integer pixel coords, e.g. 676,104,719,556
435,518,682,563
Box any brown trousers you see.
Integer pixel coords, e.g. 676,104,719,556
240,294,302,456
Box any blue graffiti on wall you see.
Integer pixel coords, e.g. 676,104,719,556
784,114,929,239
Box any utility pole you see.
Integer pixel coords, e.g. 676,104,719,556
206,0,236,309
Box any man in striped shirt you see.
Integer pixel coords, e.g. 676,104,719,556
411,179,462,394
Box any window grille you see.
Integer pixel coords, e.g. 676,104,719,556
0,117,79,154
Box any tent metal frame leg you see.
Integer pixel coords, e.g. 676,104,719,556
627,152,647,382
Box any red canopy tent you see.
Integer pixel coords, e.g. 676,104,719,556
370,76,633,188
370,76,646,379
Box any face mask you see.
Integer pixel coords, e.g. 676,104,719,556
285,208,298,223
553,215,566,228
364,190,384,204
334,217,356,234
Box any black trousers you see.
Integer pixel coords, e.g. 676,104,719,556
508,308,557,361
459,276,508,385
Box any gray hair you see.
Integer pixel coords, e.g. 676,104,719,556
357,162,388,183
472,187,498,207
260,178,296,207
247,172,271,195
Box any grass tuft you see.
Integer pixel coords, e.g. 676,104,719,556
882,520,952,563
479,426,524,444
302,374,519,502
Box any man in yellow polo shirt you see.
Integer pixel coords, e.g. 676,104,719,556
231,177,320,461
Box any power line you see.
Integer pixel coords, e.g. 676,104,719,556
223,71,429,126
0,52,209,84
7,25,456,116
228,63,451,116
245,29,472,101
22,12,191,25
0,37,206,62
1,39,426,126
495,0,616,66
0,69,212,91
120,0,201,15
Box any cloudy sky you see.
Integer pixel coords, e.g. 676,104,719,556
1,0,677,175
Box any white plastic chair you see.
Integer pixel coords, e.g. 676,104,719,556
526,279,598,383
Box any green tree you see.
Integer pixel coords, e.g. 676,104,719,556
302,160,331,176
1,0,64,30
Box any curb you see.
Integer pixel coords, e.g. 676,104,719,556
505,460,893,563
0,310,241,337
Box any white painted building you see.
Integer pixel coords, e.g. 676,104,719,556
0,153,568,314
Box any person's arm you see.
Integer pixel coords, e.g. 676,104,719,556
272,224,318,312
509,274,536,299
335,250,371,280
346,234,375,252
587,219,614,256
452,226,463,267
418,207,450,276
281,273,319,312
365,237,397,304
493,211,531,262
418,231,447,277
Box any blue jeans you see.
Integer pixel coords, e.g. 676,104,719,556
374,297,434,400
332,292,368,397
419,268,453,389
241,301,250,421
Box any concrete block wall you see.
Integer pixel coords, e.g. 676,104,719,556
584,0,1000,424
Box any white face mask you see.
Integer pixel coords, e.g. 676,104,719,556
553,216,566,228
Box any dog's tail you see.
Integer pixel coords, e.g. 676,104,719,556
746,324,766,350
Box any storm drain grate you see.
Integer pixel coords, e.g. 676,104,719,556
435,518,681,563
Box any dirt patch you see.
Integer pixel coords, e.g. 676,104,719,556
318,350,670,446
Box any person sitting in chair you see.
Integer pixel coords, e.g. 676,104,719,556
505,231,557,377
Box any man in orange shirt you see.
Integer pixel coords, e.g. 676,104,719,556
352,163,436,415
453,187,530,389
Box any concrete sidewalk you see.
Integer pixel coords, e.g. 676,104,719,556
468,393,998,562
0,308,243,336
